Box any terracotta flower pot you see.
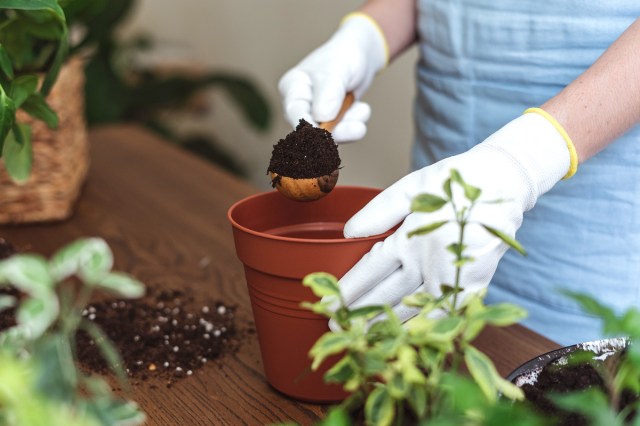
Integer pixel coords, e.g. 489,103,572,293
228,186,391,402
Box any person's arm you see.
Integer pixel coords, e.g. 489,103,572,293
543,18,640,162
360,0,417,61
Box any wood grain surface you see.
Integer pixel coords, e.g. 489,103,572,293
0,125,560,425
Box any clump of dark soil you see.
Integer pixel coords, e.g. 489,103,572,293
76,287,242,387
267,119,341,186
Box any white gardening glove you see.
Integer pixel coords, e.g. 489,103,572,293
329,110,577,329
278,13,388,142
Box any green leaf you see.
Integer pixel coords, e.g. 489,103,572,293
449,169,465,186
365,386,394,426
309,332,352,370
0,253,53,293
32,335,77,400
0,83,16,149
452,256,474,268
300,300,334,317
2,124,32,183
551,388,618,425
50,238,113,284
40,29,68,96
9,74,39,108
442,177,452,199
463,184,481,202
303,272,340,298
403,291,436,308
473,303,528,327
407,385,427,419
407,220,448,238
427,316,464,343
446,243,467,257
323,354,357,384
317,407,352,426
482,225,526,255
95,272,145,299
464,345,523,403
21,93,59,129
450,169,482,202
0,44,13,78
440,284,463,297
16,295,58,338
388,372,407,399
0,0,65,21
411,193,448,213
347,305,385,321
562,290,619,331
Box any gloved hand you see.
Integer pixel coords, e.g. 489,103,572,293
329,110,577,329
278,13,388,143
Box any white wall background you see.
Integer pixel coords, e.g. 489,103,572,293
121,0,417,191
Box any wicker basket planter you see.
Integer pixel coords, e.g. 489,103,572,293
0,57,90,224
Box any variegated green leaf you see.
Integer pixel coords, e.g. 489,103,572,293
303,272,340,298
411,193,447,213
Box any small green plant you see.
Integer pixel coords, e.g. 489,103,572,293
0,237,146,426
301,169,541,425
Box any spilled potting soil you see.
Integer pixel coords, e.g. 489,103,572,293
76,287,243,387
0,238,246,388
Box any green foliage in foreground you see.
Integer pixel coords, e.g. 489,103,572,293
0,237,146,426
288,170,640,426
301,169,541,426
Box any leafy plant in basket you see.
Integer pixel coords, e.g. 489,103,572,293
0,0,73,182
299,169,544,426
0,237,146,425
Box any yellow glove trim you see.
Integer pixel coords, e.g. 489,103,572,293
524,107,578,179
341,12,390,67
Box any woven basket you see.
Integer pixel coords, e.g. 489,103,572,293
0,56,89,224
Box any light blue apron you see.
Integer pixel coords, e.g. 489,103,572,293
413,0,640,345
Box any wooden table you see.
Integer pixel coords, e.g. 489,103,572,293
0,126,560,425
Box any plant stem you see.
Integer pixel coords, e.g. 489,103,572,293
451,221,466,311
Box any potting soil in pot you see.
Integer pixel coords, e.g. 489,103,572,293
267,119,341,185
515,339,638,426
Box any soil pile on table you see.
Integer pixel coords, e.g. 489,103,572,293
76,287,242,387
267,119,341,185
0,239,245,387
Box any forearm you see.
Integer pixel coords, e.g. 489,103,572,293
542,18,640,163
360,0,417,60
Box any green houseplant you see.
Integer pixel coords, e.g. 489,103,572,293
298,169,545,425
0,0,71,182
0,237,146,426
0,0,92,224
297,170,640,426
